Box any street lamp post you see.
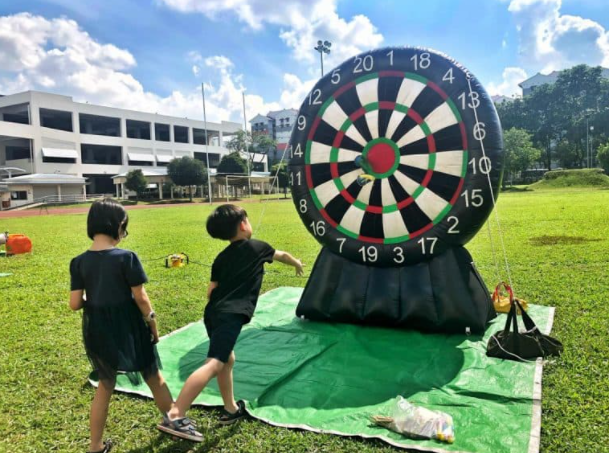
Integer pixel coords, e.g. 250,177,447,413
314,40,332,77
590,125,595,167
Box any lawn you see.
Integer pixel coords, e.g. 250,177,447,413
1,189,608,453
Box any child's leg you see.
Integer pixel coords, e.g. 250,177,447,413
89,377,115,452
144,370,174,415
216,351,238,413
168,358,224,419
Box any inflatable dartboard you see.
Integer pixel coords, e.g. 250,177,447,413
289,47,503,267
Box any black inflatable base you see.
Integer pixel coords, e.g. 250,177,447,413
296,247,496,334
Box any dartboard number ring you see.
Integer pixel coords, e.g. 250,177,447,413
289,47,503,267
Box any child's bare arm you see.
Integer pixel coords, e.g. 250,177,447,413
132,285,159,343
69,290,85,311
273,250,304,276
207,281,218,301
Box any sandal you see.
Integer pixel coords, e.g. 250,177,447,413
88,439,113,453
157,416,203,442
219,400,247,425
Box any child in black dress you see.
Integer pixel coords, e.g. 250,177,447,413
69,199,174,453
158,204,304,442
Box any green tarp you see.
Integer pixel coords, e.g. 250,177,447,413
92,287,554,453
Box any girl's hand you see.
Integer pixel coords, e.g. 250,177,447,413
152,331,160,345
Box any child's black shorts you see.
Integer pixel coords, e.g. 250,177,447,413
204,311,249,363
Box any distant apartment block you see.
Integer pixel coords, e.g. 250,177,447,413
250,108,298,163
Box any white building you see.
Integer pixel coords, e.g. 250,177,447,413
0,90,261,207
519,68,609,96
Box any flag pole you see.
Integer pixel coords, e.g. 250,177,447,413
201,83,213,204
242,91,252,198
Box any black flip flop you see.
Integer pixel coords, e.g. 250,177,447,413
87,439,113,453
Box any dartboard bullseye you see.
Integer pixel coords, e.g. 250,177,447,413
289,47,503,267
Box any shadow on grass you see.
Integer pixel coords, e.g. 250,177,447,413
500,186,533,192
530,235,603,246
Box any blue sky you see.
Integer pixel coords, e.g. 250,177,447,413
1,0,608,123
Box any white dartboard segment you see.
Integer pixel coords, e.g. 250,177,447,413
424,103,458,135
383,210,410,238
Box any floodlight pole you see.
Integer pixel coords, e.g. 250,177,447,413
201,83,213,204
314,40,332,77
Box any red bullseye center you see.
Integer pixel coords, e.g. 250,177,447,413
367,142,396,174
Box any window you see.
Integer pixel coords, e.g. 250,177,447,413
5,146,30,161
1,104,30,125
126,120,151,140
128,160,154,167
43,156,76,164
10,191,28,200
155,123,170,142
194,152,220,168
79,113,121,137
81,144,122,165
193,128,208,145
174,125,189,143
40,108,73,132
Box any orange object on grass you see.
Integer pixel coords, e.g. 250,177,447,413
6,234,32,255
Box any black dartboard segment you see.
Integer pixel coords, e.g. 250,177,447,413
289,47,504,267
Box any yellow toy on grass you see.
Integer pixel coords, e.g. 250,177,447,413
165,253,189,268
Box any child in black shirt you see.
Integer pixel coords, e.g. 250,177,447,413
158,204,303,442
69,199,175,453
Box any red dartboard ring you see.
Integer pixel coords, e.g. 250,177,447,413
289,47,504,267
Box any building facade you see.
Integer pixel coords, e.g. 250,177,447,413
0,90,248,200
519,68,609,96
250,108,298,163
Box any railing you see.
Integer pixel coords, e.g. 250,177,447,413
3,193,113,211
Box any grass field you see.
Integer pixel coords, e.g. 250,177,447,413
1,188,608,453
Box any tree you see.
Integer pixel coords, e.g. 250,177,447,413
502,128,541,186
555,139,580,169
271,161,289,198
217,152,248,174
226,130,277,169
125,169,147,200
167,156,207,201
597,142,609,173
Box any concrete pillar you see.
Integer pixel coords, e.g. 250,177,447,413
57,184,62,201
121,183,125,199
159,181,163,200
116,184,120,198
170,186,174,199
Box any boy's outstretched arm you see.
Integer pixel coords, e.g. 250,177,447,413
273,250,304,276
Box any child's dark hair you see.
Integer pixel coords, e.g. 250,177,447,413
206,204,248,240
87,198,129,240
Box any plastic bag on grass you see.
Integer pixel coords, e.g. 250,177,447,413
372,397,455,444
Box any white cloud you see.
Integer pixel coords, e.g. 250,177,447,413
487,67,528,96
159,0,384,71
0,13,294,125
508,0,609,71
